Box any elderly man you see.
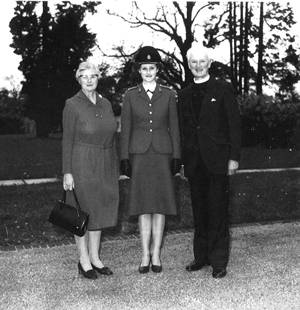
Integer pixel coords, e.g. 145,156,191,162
177,43,241,278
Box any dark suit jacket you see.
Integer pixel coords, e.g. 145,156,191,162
177,77,241,176
120,83,181,160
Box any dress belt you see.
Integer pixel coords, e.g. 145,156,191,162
75,142,113,149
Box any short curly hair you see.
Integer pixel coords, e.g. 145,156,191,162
75,62,101,81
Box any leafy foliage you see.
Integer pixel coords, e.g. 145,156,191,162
207,2,299,96
0,84,29,134
9,1,100,136
238,93,300,148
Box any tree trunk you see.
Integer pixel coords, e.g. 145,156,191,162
256,2,264,95
229,3,235,90
244,2,250,94
239,2,244,94
233,3,239,94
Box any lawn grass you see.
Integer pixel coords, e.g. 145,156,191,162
0,135,62,180
1,171,299,247
1,134,300,180
0,134,300,247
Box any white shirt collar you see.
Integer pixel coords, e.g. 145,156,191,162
143,82,156,92
194,74,210,84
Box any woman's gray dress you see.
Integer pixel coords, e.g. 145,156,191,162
62,90,119,230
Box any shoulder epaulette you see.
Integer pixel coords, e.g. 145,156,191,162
160,84,174,91
127,85,138,92
160,85,177,95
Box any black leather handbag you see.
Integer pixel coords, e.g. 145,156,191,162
49,190,89,237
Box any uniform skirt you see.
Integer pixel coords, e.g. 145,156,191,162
126,145,177,216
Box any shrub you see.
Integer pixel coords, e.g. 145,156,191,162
238,93,300,148
0,89,29,134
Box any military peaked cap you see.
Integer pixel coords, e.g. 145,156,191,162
135,46,162,64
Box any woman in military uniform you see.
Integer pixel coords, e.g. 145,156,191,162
120,46,181,273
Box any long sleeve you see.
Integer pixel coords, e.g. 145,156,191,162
119,92,132,160
62,100,76,174
168,91,181,159
223,83,241,162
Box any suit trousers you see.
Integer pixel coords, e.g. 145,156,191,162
188,156,229,268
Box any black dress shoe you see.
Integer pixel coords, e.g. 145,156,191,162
212,267,227,279
78,262,98,280
138,256,151,274
151,264,162,273
138,264,150,274
186,260,210,272
91,263,113,275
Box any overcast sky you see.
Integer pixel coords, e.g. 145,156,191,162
0,1,299,91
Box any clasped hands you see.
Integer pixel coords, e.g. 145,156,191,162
120,158,182,178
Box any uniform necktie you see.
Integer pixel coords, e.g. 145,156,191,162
147,89,153,99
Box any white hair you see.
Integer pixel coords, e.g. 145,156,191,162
186,43,213,62
75,62,101,80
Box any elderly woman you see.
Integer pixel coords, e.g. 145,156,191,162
62,62,119,280
120,46,181,273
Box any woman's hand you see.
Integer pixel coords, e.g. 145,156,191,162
63,173,74,191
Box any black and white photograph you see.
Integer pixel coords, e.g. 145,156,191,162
1,1,300,309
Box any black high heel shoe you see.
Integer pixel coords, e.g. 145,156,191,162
78,262,98,280
91,263,113,276
151,257,162,273
138,257,151,274
151,264,162,273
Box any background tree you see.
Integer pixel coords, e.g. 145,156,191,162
106,1,217,90
0,80,28,134
104,1,299,149
10,1,100,137
207,2,298,96
106,1,299,96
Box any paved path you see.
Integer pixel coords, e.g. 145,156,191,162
1,167,300,186
1,221,300,310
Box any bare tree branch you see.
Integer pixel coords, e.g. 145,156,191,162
106,1,220,87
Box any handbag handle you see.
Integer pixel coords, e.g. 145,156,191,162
61,190,82,216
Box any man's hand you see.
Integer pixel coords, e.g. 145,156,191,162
228,160,239,176
180,165,188,181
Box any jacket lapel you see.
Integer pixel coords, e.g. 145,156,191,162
151,85,162,103
182,84,198,124
198,77,217,121
137,84,150,103
137,84,162,103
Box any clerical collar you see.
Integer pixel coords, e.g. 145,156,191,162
143,82,156,93
194,74,210,84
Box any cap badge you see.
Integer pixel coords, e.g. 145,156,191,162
147,54,151,60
